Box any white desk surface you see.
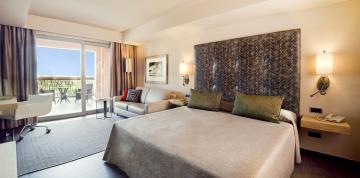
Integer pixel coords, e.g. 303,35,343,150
0,97,17,111
0,141,18,178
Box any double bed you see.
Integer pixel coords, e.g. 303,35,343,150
103,107,300,178
104,29,301,178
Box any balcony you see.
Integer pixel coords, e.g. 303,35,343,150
37,76,96,116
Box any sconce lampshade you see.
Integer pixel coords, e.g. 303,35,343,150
179,62,195,75
126,58,133,73
316,51,333,75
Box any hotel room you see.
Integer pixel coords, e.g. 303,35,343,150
0,0,359,178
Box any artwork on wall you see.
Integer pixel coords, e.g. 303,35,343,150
145,54,168,84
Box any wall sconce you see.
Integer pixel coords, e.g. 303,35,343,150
126,58,133,73
125,58,134,88
310,50,333,97
179,62,195,86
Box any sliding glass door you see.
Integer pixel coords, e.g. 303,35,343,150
37,38,83,117
36,36,110,120
84,45,111,112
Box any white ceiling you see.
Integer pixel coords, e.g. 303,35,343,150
29,0,199,31
124,0,349,42
0,0,349,43
0,0,31,27
183,0,348,31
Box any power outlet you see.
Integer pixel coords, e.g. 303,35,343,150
310,107,323,114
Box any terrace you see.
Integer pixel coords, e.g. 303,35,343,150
38,76,97,116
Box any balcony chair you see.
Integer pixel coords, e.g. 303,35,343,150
0,94,53,141
75,84,93,103
57,87,70,103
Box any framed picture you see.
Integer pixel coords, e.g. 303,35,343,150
145,54,168,84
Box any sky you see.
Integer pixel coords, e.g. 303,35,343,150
37,47,95,76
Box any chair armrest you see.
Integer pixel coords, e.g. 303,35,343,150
113,96,122,102
145,100,170,114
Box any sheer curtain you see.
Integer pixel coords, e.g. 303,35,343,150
0,24,38,130
110,43,137,97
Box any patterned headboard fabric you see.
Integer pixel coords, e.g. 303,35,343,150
194,29,301,114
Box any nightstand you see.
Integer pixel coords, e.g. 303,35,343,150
301,115,351,135
169,98,188,107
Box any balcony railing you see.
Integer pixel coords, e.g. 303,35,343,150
37,76,94,99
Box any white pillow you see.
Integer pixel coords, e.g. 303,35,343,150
279,109,297,123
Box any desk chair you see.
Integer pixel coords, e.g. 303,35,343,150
0,94,53,141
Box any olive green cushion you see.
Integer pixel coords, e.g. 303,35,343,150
188,89,223,111
232,92,283,123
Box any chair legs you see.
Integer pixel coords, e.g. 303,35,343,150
18,124,51,141
5,130,11,137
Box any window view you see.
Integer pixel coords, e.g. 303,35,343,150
36,38,110,117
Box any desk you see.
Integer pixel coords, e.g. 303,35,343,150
0,96,17,111
0,141,18,178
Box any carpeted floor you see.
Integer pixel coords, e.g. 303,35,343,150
16,116,121,176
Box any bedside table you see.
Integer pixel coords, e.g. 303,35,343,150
301,115,351,135
169,99,188,107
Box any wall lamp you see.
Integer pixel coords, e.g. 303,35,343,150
179,62,195,86
125,58,133,73
310,50,333,97
125,58,134,88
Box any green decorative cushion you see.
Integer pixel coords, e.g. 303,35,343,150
188,89,223,111
232,92,283,123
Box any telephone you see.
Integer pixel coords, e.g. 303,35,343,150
324,114,346,123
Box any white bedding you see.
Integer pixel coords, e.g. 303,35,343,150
103,107,301,178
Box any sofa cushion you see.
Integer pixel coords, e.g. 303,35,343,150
136,87,150,103
127,103,146,115
126,89,142,102
114,101,132,110
120,89,128,101
144,88,169,104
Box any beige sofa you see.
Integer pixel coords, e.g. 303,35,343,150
113,87,171,117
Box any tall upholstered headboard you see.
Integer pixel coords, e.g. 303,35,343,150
194,29,301,114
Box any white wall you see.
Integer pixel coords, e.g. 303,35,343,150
137,0,360,161
25,15,122,42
